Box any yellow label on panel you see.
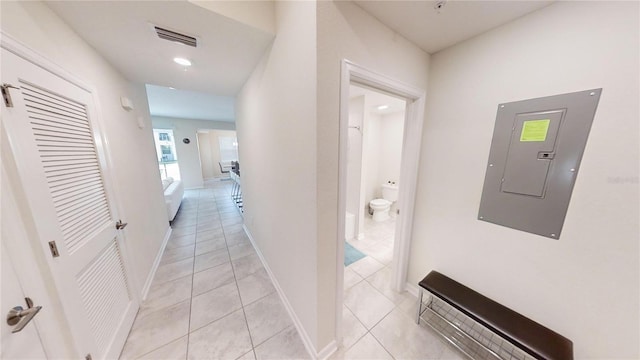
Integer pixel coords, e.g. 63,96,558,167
520,119,551,142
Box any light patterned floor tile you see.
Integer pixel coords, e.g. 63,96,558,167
190,282,242,331
342,333,392,360
244,292,293,346
344,281,394,329
254,326,310,360
192,262,235,296
188,310,252,360
120,301,190,359
236,268,276,306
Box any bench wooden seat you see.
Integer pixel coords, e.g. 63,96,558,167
418,271,573,360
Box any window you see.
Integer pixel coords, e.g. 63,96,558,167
218,136,239,162
153,129,181,180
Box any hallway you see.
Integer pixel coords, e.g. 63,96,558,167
119,180,467,359
119,181,308,359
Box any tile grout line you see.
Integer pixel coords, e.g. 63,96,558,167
185,188,204,360
217,184,258,359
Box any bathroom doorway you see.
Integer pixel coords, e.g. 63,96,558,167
343,84,405,286
336,60,426,344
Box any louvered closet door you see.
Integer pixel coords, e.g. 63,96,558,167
1,48,137,359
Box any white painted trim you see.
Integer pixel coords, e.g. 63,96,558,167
141,226,172,300
357,233,365,241
243,225,328,359
316,340,338,360
336,59,426,348
1,32,92,92
405,281,420,298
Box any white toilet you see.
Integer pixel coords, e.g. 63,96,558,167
370,183,398,222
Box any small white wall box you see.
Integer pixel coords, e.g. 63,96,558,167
120,96,134,111
478,89,602,239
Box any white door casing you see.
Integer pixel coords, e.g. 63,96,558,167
336,60,426,343
1,47,138,359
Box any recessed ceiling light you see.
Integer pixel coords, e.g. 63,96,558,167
169,87,175,90
173,57,192,66
377,105,389,110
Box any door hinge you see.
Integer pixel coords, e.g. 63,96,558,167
85,354,92,360
1,83,19,108
397,209,400,215
48,241,60,258
115,219,128,230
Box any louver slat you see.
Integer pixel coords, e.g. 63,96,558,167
21,80,112,255
77,240,130,354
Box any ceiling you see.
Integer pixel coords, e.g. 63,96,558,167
44,1,552,122
46,1,274,96
350,85,406,115
354,0,554,54
146,85,235,122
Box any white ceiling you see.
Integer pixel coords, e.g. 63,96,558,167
350,85,406,115
146,85,235,122
44,1,552,122
354,0,554,54
46,1,274,96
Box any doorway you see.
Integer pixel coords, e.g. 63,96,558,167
344,84,406,277
196,129,239,183
336,60,426,343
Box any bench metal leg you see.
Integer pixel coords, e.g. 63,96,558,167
416,288,423,324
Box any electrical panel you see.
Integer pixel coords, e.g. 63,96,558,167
478,89,602,239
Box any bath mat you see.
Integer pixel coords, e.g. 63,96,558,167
344,241,366,267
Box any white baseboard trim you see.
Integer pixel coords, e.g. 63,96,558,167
316,340,338,360
141,226,172,301
242,225,322,359
405,281,420,298
357,233,365,241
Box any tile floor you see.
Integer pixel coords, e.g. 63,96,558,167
337,215,467,360
119,181,309,360
120,181,466,360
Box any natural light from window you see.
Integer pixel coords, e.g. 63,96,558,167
153,129,181,181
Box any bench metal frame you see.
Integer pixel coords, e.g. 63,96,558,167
417,289,534,360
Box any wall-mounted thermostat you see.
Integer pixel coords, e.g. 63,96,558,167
478,89,602,239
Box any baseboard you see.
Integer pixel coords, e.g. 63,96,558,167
357,233,365,240
141,226,172,301
242,225,322,359
405,281,420,297
316,340,338,360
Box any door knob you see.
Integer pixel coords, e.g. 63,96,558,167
6,298,42,333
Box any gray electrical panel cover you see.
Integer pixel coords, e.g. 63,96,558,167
478,89,602,239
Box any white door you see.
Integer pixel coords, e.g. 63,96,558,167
1,242,47,359
1,48,138,359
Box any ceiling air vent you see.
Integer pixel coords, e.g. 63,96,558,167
154,26,197,47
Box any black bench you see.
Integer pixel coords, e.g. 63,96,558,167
417,271,573,360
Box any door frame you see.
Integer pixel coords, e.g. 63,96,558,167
336,59,426,340
1,31,141,358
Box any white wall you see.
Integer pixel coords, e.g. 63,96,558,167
235,0,319,352
151,116,235,189
411,2,639,358
362,110,405,209
363,111,381,207
346,96,364,235
1,1,169,355
316,0,430,350
378,112,404,187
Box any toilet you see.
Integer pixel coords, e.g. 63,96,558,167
369,183,398,222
